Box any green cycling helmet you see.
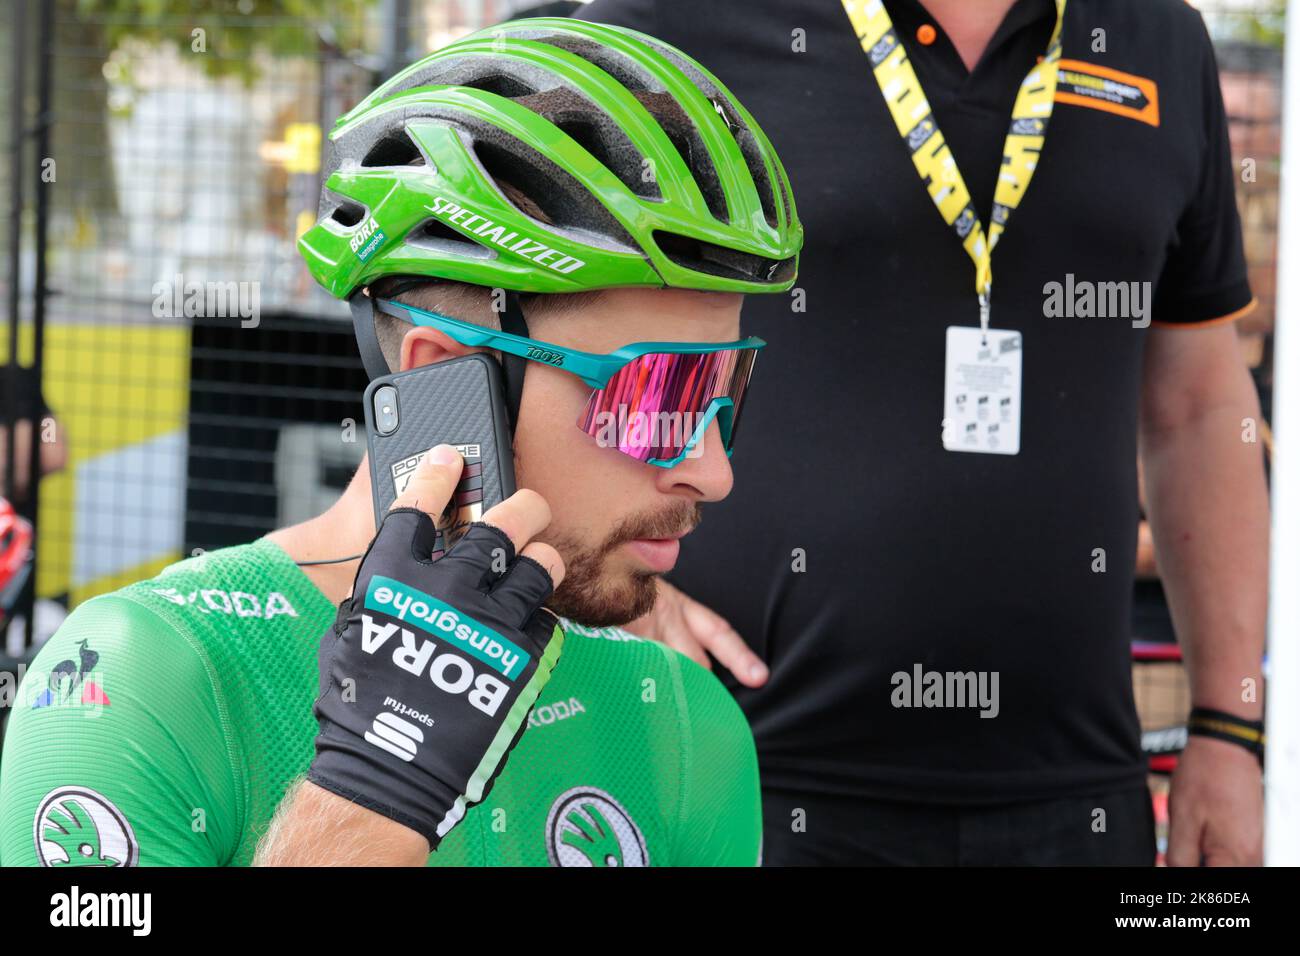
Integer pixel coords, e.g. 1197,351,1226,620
299,16,803,301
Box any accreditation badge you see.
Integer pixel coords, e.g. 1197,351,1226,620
942,327,1022,455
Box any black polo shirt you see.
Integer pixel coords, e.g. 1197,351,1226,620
581,0,1251,815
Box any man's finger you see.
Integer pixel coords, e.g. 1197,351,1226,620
519,541,566,591
489,541,565,623
680,594,768,687
664,631,714,671
657,584,715,670
390,444,464,517
479,488,552,553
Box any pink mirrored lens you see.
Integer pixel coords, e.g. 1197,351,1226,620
577,348,758,462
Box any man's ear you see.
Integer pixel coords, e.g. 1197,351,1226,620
400,325,476,371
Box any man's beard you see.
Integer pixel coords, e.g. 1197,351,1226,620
543,501,702,627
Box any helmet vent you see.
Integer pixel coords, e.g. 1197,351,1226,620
329,201,367,227
460,72,537,100
554,119,611,175
553,117,660,201
361,131,425,168
625,35,783,223
738,133,780,229
653,230,795,285
408,217,493,258
660,123,728,223
527,34,656,94
472,135,636,247
506,86,660,201
626,91,729,222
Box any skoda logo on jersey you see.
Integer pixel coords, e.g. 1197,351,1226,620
34,786,139,867
545,787,648,867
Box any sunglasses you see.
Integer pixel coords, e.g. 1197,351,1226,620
374,298,764,468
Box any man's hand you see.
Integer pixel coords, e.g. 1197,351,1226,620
1140,324,1267,867
625,577,768,687
1166,735,1263,866
257,444,565,865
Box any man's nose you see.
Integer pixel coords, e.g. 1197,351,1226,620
656,418,734,502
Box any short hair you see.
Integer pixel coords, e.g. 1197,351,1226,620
367,180,605,372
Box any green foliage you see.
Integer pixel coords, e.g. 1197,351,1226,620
1244,10,1286,49
1207,0,1286,49
78,0,378,84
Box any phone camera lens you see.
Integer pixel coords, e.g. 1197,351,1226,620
373,385,399,436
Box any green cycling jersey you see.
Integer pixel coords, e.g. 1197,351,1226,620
0,538,760,866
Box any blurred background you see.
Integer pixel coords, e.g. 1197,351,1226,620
0,0,1284,803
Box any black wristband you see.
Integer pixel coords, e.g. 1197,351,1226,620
1187,706,1265,766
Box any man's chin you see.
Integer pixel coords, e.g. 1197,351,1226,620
547,568,659,629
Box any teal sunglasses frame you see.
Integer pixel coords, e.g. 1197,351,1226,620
373,298,766,467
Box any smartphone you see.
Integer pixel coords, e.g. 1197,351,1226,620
364,354,516,547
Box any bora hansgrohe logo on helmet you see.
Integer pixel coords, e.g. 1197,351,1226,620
350,215,387,262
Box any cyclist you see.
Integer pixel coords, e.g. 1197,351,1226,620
0,17,801,866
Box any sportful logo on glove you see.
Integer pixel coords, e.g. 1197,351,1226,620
365,575,530,680
365,711,426,763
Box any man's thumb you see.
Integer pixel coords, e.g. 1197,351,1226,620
389,444,464,517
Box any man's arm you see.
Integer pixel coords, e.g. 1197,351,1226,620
255,447,563,866
0,414,66,501
1139,322,1267,866
254,779,429,866
253,448,446,868
0,597,238,866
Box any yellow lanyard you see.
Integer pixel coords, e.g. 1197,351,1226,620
841,0,1067,330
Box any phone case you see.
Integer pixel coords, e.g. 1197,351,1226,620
364,354,516,534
